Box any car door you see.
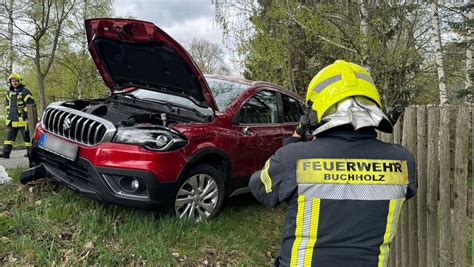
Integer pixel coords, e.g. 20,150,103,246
230,90,283,177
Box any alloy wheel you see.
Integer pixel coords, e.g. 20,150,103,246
175,173,219,221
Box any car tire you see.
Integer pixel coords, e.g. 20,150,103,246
174,164,225,221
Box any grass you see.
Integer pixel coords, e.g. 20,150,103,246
0,168,285,265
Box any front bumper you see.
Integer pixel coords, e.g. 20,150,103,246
25,141,179,210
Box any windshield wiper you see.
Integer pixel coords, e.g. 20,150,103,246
142,98,210,119
113,91,138,100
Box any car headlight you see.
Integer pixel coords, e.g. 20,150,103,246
112,127,187,151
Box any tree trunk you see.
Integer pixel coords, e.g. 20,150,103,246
7,0,14,74
34,38,46,111
359,0,370,72
466,0,474,103
285,1,296,92
37,74,46,111
78,0,89,99
431,0,449,105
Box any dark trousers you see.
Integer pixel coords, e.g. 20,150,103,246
3,124,31,155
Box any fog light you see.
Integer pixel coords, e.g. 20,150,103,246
131,179,139,191
102,174,148,198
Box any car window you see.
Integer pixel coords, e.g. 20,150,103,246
282,94,302,122
205,78,248,111
237,90,279,124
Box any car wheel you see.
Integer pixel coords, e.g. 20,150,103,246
174,164,225,221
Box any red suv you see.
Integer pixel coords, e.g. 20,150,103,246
21,18,303,220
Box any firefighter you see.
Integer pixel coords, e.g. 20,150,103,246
0,73,34,158
249,60,416,266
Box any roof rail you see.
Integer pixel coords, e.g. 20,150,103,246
251,81,288,90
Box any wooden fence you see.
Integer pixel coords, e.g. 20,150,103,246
377,105,473,267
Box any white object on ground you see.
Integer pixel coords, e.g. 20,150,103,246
0,165,12,184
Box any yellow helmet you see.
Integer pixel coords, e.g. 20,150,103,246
306,60,382,122
8,73,23,85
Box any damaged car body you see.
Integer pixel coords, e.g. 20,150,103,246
21,18,303,220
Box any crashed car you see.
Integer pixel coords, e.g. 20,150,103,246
21,18,303,220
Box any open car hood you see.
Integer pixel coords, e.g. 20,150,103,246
85,18,218,111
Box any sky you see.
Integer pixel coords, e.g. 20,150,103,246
112,0,240,74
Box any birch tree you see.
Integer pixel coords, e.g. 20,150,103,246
0,0,16,78
7,0,13,74
465,0,474,103
359,0,370,72
431,0,449,105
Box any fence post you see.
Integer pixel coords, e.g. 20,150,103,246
401,107,416,267
26,104,38,140
393,121,402,267
406,106,418,267
426,105,440,266
416,106,427,267
384,122,395,267
439,105,451,267
453,106,470,267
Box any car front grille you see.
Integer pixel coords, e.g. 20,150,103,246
42,104,116,146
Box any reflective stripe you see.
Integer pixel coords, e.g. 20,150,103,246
290,195,305,267
4,140,14,145
24,95,32,102
312,75,341,93
303,198,320,266
24,142,32,147
298,183,407,200
378,198,405,267
291,195,321,266
260,159,273,193
312,72,375,94
12,121,27,127
296,197,312,266
355,72,375,86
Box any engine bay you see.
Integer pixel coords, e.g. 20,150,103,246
59,94,210,128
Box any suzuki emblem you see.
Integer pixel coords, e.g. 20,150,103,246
63,117,72,131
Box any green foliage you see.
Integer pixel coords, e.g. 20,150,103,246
2,0,114,109
214,1,470,106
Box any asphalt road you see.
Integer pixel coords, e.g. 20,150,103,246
0,149,30,169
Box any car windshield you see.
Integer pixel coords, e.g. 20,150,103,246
205,78,249,111
122,89,213,115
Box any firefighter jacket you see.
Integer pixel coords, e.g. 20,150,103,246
5,85,34,128
249,126,416,267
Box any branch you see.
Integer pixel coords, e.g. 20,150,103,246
285,9,358,54
439,4,468,20
43,0,76,76
320,14,362,56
